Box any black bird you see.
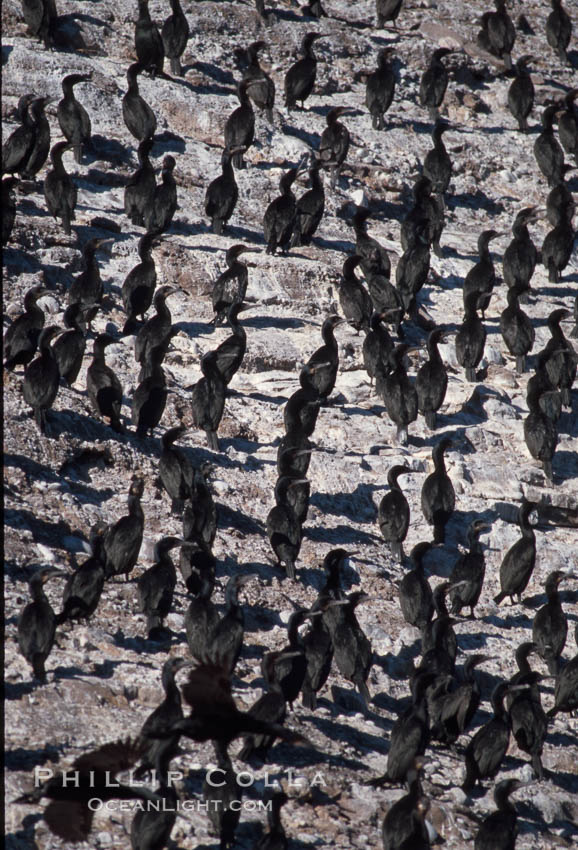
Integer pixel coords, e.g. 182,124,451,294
17,567,66,681
283,363,322,438
328,590,373,710
304,314,344,399
57,73,91,164
135,656,190,778
2,175,18,245
301,599,337,711
242,41,275,123
542,211,575,284
185,570,219,659
43,141,76,235
365,48,395,130
22,325,61,434
159,425,194,512
122,233,160,334
485,0,516,69
137,536,184,639
398,542,434,630
431,654,490,745
474,779,528,850
183,467,218,552
301,0,327,17
338,254,373,332
86,333,124,432
462,681,517,792
123,63,157,141
395,220,431,315
507,56,534,132
263,166,299,255
135,284,178,368
419,48,452,122
423,120,452,195
266,476,305,580
534,105,565,188
508,671,548,779
362,311,394,386
378,464,413,563
548,652,578,718
351,206,391,280
380,344,418,446
448,520,491,618
2,95,51,178
532,570,571,674
416,328,450,430
16,739,162,843
319,106,351,189
211,244,258,324
56,525,106,625
421,437,455,544
130,781,177,850
52,302,91,387
456,290,486,382
205,146,244,235
68,237,113,311
145,155,177,235
208,574,254,674
284,32,324,110
203,742,241,850
503,207,539,295
462,229,502,320
546,164,575,227
239,651,294,762
546,0,573,64
102,474,145,580
4,284,47,370
131,346,168,437
124,138,156,228
135,0,165,77
161,0,189,76
179,540,216,596
538,308,576,406
523,377,558,483
277,451,311,526
252,791,288,850
190,350,227,451
494,500,537,605
376,0,404,29
557,88,578,164
21,0,57,48
290,159,325,247
274,610,319,707
381,758,430,850
421,580,457,660
224,80,255,170
400,175,443,258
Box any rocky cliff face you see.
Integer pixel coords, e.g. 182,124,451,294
3,0,577,848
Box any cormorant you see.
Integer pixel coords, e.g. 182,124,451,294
224,80,255,170
124,137,156,228
102,475,145,580
252,791,288,850
448,520,491,618
239,651,294,762
208,574,254,673
179,541,216,595
376,0,404,30
274,610,319,707
502,207,538,295
301,599,336,711
423,120,452,195
338,254,373,332
419,48,452,122
135,0,165,77
203,743,241,850
185,570,219,659
135,284,178,368
532,570,570,674
546,0,572,64
43,141,76,235
242,41,275,123
548,652,578,718
130,781,177,850
57,73,91,164
190,350,227,451
538,308,576,405
462,229,502,319
52,302,91,386
523,376,558,483
398,542,434,630
137,536,184,639
4,284,47,370
380,343,419,446
122,233,160,334
421,437,455,544
418,613,456,679
290,159,325,247
328,591,373,710
546,164,575,227
183,467,218,551
541,212,575,284
21,0,57,48
159,425,193,512
263,166,299,255
378,464,414,562
266,476,305,580
416,328,450,429
211,244,258,324
474,779,528,850
284,32,324,110
395,219,431,315
351,206,391,280
17,566,66,681
431,654,489,744
131,346,167,437
2,95,51,179
487,0,516,69
304,314,345,399
283,363,322,437
494,500,537,605
507,56,534,132
319,106,351,189
362,311,394,386
145,155,177,235
86,333,124,432
122,63,157,141
365,48,395,131
205,146,244,235
421,580,457,659
213,303,249,387
56,524,106,625
401,175,444,258
135,656,190,778
2,175,18,245
508,671,548,779
161,0,189,76
380,758,430,850
456,290,486,382
557,88,578,164
462,681,516,792
277,454,311,526
534,105,565,188
16,739,163,842
302,0,327,17
68,237,113,310
22,325,61,434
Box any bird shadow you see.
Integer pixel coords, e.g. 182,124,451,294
305,524,378,547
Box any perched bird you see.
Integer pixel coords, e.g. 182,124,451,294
456,290,486,382
532,570,571,674
523,377,558,483
161,0,189,76
421,437,455,544
145,155,177,235
224,80,255,170
137,536,184,639
122,233,160,334
534,105,565,188
338,254,373,333
507,56,534,132
135,285,179,370
378,464,414,563
327,590,373,710
86,333,124,432
474,779,528,850
209,574,254,674
362,311,394,386
502,207,539,295
319,106,351,189
22,325,61,434
557,88,578,164
102,475,145,581
135,0,165,77
365,48,395,131
190,350,227,451
546,0,573,64
242,41,275,123
183,467,218,552
423,120,452,195
537,308,576,406
398,542,434,630
376,0,404,30
284,32,324,110
379,344,419,446
43,141,76,235
57,73,91,164
290,159,325,247
304,314,344,399
122,63,157,142
184,569,219,659
205,146,244,235
56,525,106,625
124,138,156,228
416,328,450,430
17,567,66,681
21,0,57,48
482,0,516,70
448,520,491,618
380,758,430,850
4,284,48,371
52,302,92,387
211,244,258,325
548,652,578,718
130,781,177,850
494,500,537,606
508,671,548,779
68,237,113,311
431,654,490,745
159,425,193,512
131,346,168,437
462,229,502,320
266,475,305,580
351,206,391,280
263,167,299,255
462,681,516,792
2,95,52,179
419,48,452,122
